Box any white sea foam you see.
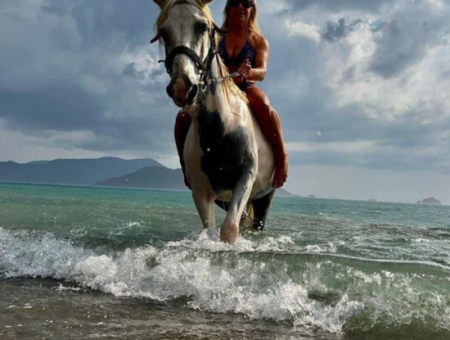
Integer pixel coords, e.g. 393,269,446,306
0,227,449,333
52,283,82,292
166,228,296,253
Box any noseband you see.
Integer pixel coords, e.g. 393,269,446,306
150,0,227,88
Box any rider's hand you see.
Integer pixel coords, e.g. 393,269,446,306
238,59,252,79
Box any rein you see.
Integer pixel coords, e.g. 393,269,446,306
150,0,236,91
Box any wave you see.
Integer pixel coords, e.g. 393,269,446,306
1,227,449,334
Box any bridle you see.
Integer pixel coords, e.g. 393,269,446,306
150,0,233,93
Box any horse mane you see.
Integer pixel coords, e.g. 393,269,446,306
155,0,248,104
216,52,248,104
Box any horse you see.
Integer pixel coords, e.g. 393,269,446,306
152,0,276,244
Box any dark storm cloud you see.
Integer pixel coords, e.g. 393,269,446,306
285,103,450,173
69,0,155,46
0,86,102,131
288,144,445,172
322,18,365,42
320,3,448,78
369,18,443,78
39,0,156,46
0,0,174,156
0,81,174,154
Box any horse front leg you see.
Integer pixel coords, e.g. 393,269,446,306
192,185,217,229
221,170,256,244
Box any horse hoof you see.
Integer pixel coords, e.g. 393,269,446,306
220,223,239,244
252,220,265,232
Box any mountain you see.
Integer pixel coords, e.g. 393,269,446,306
0,157,163,186
97,167,302,196
0,157,301,194
96,166,186,190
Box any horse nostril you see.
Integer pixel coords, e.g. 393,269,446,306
166,84,174,98
187,85,199,105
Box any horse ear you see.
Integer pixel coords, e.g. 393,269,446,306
153,0,166,8
201,0,215,6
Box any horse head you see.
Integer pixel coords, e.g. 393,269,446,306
153,0,216,108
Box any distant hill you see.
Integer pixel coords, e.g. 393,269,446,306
1,157,302,195
0,157,162,186
97,167,301,196
96,166,186,190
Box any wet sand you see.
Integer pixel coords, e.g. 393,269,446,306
0,278,335,340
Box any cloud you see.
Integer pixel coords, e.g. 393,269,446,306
287,20,321,42
0,0,449,181
368,0,448,80
0,0,176,159
283,0,391,14
287,140,376,153
265,0,450,175
0,119,108,162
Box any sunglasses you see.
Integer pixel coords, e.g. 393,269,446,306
229,0,254,9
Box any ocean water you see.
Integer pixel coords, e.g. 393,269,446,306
0,182,449,340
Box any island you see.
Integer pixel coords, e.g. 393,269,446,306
417,197,442,205
276,188,300,197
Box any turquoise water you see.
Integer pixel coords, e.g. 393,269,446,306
1,182,449,339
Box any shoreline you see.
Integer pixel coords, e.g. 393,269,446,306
0,277,329,340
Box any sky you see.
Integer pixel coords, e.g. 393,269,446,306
0,0,449,204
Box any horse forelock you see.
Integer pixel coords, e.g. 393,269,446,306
156,0,213,31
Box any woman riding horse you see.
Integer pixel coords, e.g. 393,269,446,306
175,0,288,189
154,0,280,243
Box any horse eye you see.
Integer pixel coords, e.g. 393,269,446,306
159,28,169,41
195,22,209,35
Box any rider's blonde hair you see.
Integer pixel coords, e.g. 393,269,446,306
222,0,261,34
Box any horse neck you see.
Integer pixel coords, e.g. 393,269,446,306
190,56,236,132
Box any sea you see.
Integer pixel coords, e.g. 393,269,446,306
0,182,449,340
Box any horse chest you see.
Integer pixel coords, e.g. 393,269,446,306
197,110,255,192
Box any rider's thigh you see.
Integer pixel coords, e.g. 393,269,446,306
245,87,272,118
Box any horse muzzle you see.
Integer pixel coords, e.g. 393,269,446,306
167,75,199,108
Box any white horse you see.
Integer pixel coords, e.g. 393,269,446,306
152,0,275,243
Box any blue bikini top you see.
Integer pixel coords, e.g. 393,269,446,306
218,36,256,68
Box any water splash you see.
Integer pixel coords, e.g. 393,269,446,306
0,227,449,335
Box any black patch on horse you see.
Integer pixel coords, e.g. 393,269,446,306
197,106,256,193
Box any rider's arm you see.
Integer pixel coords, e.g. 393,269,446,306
245,35,269,82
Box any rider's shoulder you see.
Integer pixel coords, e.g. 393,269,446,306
249,32,269,49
